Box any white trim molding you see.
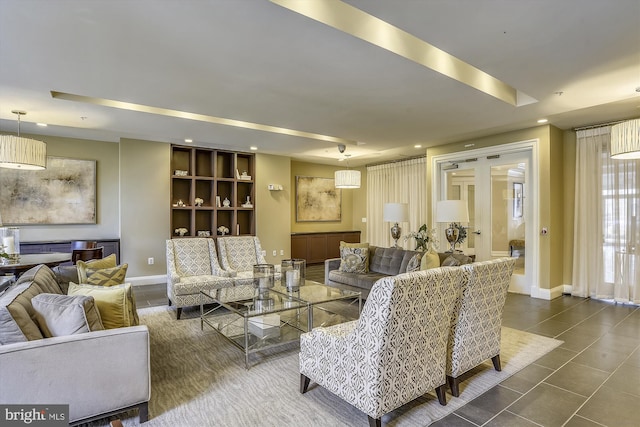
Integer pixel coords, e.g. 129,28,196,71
127,275,166,286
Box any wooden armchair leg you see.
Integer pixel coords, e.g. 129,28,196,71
300,374,311,394
176,307,182,320
447,375,460,397
436,384,448,405
491,354,502,371
368,416,382,427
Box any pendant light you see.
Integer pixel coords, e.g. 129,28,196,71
334,144,360,188
0,110,47,170
610,118,640,159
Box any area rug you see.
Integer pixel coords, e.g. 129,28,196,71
103,306,562,427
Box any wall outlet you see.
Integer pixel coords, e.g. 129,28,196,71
362,217,367,223
147,257,154,265
280,249,284,255
272,250,277,256
261,250,266,256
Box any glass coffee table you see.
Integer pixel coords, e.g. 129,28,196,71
200,280,361,368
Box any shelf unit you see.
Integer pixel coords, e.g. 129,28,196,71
171,145,255,238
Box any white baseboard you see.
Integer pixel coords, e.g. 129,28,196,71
531,284,565,300
127,275,166,286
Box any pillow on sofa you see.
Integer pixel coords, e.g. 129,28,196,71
68,282,138,329
421,249,440,270
442,255,461,266
76,253,117,283
81,264,128,287
339,241,370,274
32,293,104,337
405,252,423,273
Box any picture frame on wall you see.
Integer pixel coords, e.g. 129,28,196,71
295,176,342,222
513,182,523,219
0,156,97,224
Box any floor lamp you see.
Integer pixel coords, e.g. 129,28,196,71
383,203,409,248
436,200,469,253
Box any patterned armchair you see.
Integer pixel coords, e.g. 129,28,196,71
299,267,465,427
446,257,516,396
166,238,232,319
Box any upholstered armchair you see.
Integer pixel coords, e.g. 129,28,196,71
446,257,516,396
300,267,465,427
166,238,233,319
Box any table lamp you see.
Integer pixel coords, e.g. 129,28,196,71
436,200,469,252
383,203,409,248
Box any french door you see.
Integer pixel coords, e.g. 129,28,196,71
436,148,534,294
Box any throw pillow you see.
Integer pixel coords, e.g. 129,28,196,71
32,293,104,337
339,246,369,274
82,264,129,287
420,249,441,270
68,282,138,329
76,253,117,283
441,255,461,267
405,252,423,273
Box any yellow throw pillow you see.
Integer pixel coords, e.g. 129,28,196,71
420,249,440,270
77,253,117,283
68,282,138,329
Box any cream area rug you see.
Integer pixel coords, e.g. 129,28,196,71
101,306,562,427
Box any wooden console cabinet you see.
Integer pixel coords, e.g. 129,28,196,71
20,239,121,264
291,231,361,264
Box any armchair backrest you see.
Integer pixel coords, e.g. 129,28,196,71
166,238,222,277
216,236,266,272
353,267,463,399
447,257,516,377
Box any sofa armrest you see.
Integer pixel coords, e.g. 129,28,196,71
0,326,150,424
324,258,341,284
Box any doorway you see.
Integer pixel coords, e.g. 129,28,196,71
433,141,538,295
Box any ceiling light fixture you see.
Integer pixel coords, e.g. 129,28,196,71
610,118,640,159
250,146,258,151
36,123,47,127
537,119,548,124
0,110,47,170
334,145,360,189
184,138,193,143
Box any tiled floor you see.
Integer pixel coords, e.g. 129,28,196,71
134,265,640,427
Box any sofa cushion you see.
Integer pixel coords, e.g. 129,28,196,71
76,254,118,283
328,270,387,293
82,264,128,287
405,252,423,273
421,249,441,270
339,246,369,274
173,275,234,296
369,247,420,276
52,265,80,294
32,293,104,337
16,264,63,294
68,282,138,329
442,255,461,266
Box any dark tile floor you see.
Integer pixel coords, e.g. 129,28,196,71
133,265,640,427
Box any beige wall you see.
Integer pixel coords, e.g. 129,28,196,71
426,125,572,291
255,153,291,265
562,130,577,285
119,138,170,277
290,161,367,239
0,133,120,242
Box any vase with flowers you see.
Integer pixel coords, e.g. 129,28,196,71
217,225,230,236
404,224,438,252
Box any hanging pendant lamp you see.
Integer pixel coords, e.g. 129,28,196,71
0,110,47,170
334,144,360,188
610,118,640,159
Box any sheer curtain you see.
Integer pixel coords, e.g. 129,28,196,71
572,126,640,304
366,157,426,248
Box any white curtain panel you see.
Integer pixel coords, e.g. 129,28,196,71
366,157,426,248
573,127,640,304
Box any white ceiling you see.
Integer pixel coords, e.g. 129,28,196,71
1,0,639,166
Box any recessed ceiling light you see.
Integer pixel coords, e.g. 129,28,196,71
184,139,193,143
537,119,548,124
250,146,258,151
414,144,422,148
36,123,47,127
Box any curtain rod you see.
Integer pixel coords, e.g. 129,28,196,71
366,154,425,168
573,119,626,131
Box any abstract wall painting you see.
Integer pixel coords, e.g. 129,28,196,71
295,176,341,222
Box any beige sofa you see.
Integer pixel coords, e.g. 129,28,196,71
0,264,150,425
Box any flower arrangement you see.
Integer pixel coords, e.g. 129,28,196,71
404,224,438,251
452,223,467,244
174,227,188,237
0,245,10,265
217,225,229,236
194,197,204,207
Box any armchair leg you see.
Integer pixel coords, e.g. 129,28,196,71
138,401,149,423
447,375,460,398
300,374,310,394
435,384,447,405
491,354,502,371
168,298,172,306
368,416,381,427
176,307,182,320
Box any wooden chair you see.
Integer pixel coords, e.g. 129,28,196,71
71,241,98,250
72,247,104,265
